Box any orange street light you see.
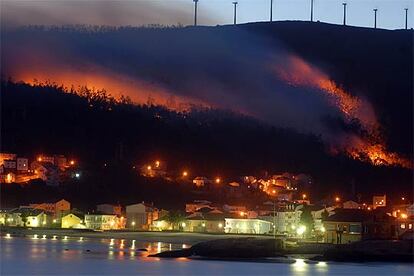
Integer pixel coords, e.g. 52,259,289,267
302,194,307,200
37,157,42,162
402,197,405,201
155,160,160,168
182,171,188,177
147,165,152,171
215,178,221,184
401,213,408,219
272,190,276,194
69,160,75,165
239,211,245,216
335,196,340,202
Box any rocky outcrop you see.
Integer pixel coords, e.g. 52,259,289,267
150,238,283,258
312,240,414,263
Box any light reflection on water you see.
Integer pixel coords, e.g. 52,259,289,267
1,236,413,275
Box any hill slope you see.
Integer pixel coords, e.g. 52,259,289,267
1,81,412,205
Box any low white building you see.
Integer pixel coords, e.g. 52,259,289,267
224,218,271,234
84,214,120,230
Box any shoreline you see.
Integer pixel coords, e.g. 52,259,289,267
0,227,274,245
3,227,412,264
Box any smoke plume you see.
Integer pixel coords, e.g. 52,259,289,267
1,25,411,168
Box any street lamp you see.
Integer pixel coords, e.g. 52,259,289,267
182,171,188,177
302,194,307,200
335,196,340,202
296,225,306,237
215,177,221,184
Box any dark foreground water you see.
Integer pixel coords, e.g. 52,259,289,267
1,236,413,275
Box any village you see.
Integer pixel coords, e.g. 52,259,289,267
1,153,412,245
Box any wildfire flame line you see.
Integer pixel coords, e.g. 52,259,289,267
274,55,412,169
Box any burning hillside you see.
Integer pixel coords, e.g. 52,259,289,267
1,24,412,169
274,55,412,169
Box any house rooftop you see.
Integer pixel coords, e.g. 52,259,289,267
324,209,393,223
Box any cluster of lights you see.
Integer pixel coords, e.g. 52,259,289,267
296,225,306,236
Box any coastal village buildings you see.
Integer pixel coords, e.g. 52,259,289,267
192,177,211,188
97,204,122,216
182,213,226,233
30,161,60,186
185,200,216,213
61,213,84,229
224,218,272,234
84,213,124,230
126,202,159,230
323,209,397,244
373,195,387,209
3,207,49,227
0,152,77,185
274,204,303,235
342,200,360,209
29,199,71,218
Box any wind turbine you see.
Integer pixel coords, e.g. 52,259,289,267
193,0,199,26
270,0,273,22
405,8,409,29
373,8,378,28
342,3,347,26
233,2,238,25
310,0,314,22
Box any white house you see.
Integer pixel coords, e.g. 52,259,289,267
274,205,303,234
126,202,159,230
224,218,272,234
84,214,121,230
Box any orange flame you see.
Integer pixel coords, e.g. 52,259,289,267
274,55,412,169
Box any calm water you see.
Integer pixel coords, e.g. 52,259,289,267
1,236,413,275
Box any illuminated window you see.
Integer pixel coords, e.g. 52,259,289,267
409,224,412,230
400,223,406,229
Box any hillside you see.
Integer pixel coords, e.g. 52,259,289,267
239,21,413,155
1,80,411,207
1,21,412,206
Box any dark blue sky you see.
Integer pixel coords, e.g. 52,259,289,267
1,0,412,30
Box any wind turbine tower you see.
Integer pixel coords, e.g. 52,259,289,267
373,8,378,28
310,0,314,22
405,8,409,29
193,0,199,26
342,3,347,25
270,0,273,22
233,2,238,25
